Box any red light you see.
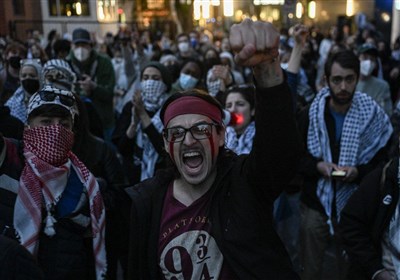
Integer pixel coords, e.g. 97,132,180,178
235,113,244,125
117,8,123,15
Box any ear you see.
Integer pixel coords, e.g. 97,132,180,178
163,136,170,156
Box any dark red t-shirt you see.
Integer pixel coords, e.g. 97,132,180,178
158,182,237,280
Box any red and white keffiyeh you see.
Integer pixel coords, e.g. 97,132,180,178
14,124,107,279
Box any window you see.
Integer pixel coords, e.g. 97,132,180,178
146,0,165,9
97,0,118,21
48,0,90,16
12,0,25,15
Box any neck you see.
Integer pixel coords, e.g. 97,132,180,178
173,169,217,207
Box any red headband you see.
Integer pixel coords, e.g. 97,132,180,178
163,96,222,126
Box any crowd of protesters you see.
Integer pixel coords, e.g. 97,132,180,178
0,15,400,280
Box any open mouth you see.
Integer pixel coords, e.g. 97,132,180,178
182,151,203,169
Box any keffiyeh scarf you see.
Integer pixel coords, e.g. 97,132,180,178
141,80,168,112
136,110,164,181
14,125,107,279
5,86,28,123
307,87,393,234
225,121,255,155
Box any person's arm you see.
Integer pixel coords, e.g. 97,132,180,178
287,24,308,74
229,19,301,200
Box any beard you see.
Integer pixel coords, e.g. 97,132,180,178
328,84,355,105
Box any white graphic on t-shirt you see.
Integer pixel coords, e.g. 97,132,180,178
160,230,223,280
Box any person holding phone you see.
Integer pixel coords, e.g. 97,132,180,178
296,50,393,280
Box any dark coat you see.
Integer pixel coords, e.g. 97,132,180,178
0,235,44,280
125,82,302,279
339,159,398,279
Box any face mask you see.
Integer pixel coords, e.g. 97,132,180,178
179,73,198,90
166,64,180,82
140,80,167,112
113,57,123,64
23,124,74,166
280,63,289,70
360,60,375,76
8,56,21,69
190,38,198,48
73,47,90,62
22,78,40,95
392,50,400,61
178,42,190,53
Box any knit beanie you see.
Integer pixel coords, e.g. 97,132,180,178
140,61,172,92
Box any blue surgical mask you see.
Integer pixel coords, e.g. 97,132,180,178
179,73,199,90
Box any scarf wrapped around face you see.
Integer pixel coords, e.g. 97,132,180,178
14,124,107,279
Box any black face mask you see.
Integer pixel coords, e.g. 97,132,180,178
8,56,21,69
22,79,40,95
166,64,181,82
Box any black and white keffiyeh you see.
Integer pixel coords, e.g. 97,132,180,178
5,87,28,123
141,80,168,112
225,121,255,155
308,87,393,233
135,110,164,181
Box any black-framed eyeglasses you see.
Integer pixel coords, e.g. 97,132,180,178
38,90,75,107
163,122,218,143
330,75,356,85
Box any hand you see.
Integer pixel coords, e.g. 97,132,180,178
132,90,146,116
375,269,396,280
390,67,399,80
78,74,96,95
211,65,232,85
340,166,359,183
316,161,338,179
292,24,309,46
229,18,280,67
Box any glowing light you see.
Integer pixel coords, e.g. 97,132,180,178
254,0,284,4
223,0,234,17
194,0,201,20
202,0,210,19
346,0,354,17
296,2,303,19
211,0,220,5
396,0,400,10
67,10,72,16
76,2,82,15
308,1,316,19
288,13,294,19
117,8,123,14
381,12,390,22
272,8,279,20
251,15,258,21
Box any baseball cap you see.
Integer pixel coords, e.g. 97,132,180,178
72,28,91,44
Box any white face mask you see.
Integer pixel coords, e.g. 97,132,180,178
280,63,289,70
179,73,198,90
73,47,90,62
360,60,375,76
178,42,190,53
